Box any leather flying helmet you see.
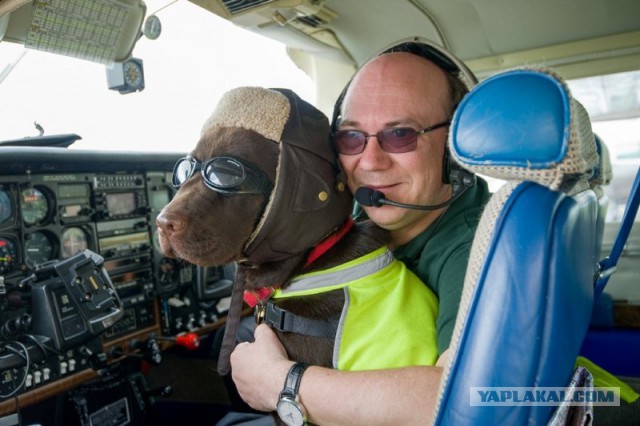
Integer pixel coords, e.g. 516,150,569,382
202,86,353,265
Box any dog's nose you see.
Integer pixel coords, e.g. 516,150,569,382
156,212,185,235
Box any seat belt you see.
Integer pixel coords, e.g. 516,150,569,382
594,165,640,298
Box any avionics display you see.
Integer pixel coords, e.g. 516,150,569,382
105,192,136,216
58,183,91,220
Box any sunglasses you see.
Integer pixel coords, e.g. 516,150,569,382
333,121,450,155
172,156,273,195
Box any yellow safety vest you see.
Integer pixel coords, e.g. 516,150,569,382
273,246,439,371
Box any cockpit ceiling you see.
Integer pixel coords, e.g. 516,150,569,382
1,0,638,78
190,0,640,79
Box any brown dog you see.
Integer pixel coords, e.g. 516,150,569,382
156,87,438,391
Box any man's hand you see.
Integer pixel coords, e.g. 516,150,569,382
230,324,445,424
230,324,294,411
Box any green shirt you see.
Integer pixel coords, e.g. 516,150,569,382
393,177,491,355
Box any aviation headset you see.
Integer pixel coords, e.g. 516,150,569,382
330,36,478,186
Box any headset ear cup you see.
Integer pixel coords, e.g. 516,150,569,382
446,155,477,197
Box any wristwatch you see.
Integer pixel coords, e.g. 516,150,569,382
276,362,309,426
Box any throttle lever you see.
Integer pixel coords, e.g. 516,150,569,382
154,332,200,351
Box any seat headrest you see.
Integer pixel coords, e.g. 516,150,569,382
590,134,613,187
450,68,599,193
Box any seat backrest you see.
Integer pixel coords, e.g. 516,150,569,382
433,68,601,425
590,134,613,257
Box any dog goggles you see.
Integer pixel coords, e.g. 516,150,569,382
333,121,450,155
172,156,273,195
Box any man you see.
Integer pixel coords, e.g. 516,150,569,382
228,39,491,425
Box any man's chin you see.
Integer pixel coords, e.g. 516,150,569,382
363,205,405,227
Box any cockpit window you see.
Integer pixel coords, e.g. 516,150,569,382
0,0,314,152
568,70,640,224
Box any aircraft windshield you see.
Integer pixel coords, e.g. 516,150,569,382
0,0,314,152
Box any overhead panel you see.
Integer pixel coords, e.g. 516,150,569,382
189,0,344,52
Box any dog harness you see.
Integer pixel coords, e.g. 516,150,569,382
268,246,439,370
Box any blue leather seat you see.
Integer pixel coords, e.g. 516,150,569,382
433,68,601,425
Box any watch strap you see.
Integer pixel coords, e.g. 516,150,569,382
281,362,309,396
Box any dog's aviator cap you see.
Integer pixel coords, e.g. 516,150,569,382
201,86,291,142
203,86,353,264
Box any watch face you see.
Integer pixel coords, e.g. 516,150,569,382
277,398,305,426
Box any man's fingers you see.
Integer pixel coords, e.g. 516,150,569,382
254,323,274,339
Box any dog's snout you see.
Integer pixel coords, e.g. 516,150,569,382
156,212,185,235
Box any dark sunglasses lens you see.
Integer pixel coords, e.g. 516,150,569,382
335,130,365,155
379,128,418,153
173,159,194,186
205,158,245,188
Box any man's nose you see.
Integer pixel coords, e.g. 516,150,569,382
358,136,392,168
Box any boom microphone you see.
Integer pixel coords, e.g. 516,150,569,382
355,170,476,211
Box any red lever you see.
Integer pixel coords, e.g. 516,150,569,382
155,332,200,351
175,333,200,350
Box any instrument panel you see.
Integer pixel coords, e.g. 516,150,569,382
0,147,234,410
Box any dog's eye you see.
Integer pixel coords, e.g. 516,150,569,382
173,159,196,186
205,158,245,188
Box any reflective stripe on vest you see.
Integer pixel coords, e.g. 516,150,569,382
273,246,439,370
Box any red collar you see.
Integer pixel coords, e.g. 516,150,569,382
304,217,354,267
243,287,273,308
243,218,355,307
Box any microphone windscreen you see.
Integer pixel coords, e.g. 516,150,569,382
354,187,374,206
355,187,385,207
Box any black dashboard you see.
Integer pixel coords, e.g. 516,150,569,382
0,146,234,415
